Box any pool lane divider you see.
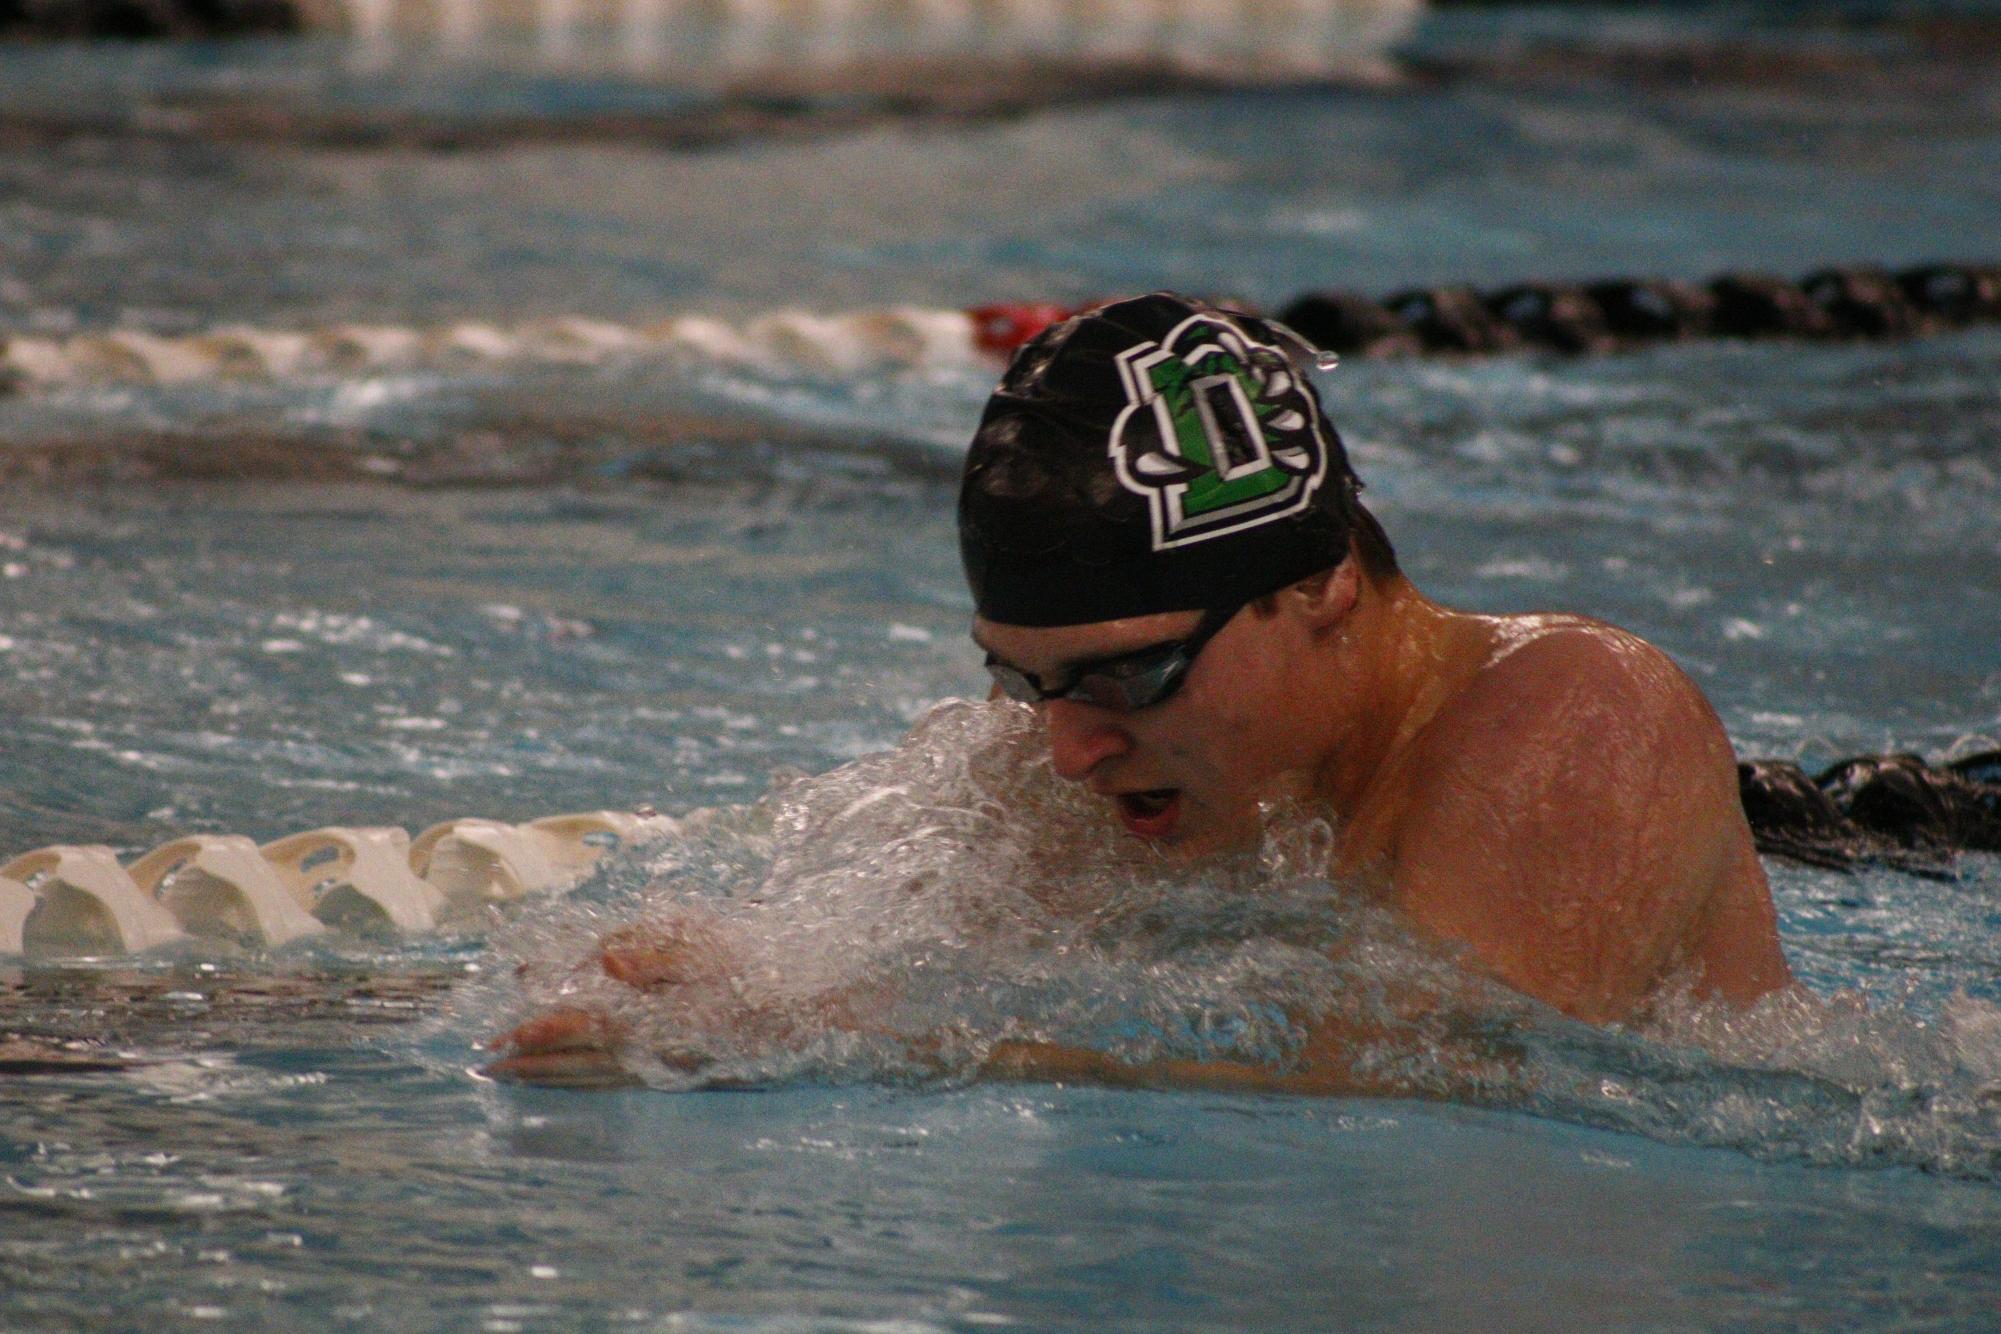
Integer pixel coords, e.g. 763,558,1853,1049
975,262,2001,358
0,751,1993,959
0,308,984,393
3,263,1997,397
0,808,676,959
1278,264,2001,359
3,0,1424,72
1739,751,2001,879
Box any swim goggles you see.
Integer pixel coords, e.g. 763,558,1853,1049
983,602,1243,712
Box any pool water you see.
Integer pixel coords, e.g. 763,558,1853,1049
4,2,2001,1326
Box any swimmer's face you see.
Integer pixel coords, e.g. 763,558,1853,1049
974,601,1327,859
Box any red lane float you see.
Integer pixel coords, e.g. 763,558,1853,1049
967,302,1078,356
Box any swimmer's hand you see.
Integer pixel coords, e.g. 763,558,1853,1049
481,1009,642,1089
485,909,744,1088
482,1006,727,1088
596,914,738,989
508,910,739,993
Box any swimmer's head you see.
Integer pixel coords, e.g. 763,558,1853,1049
960,292,1380,627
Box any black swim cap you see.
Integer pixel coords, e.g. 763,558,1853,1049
960,292,1362,627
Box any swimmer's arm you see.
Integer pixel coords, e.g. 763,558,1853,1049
976,961,1527,1098
977,998,1517,1099
482,1025,1349,1094
485,1011,1509,1097
486,911,1513,1095
978,1040,1377,1095
484,911,889,1088
483,982,884,1089
482,1009,644,1088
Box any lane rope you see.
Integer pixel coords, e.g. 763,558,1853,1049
1739,750,2001,878
1,748,1992,960
4,262,1997,396
0,809,676,958
1,0,1423,74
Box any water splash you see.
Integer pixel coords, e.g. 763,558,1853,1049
1536,985,2001,1178
480,698,2001,1176
488,700,1399,1084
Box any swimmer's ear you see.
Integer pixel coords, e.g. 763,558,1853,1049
1283,559,1359,633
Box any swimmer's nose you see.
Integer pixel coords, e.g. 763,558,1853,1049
1043,699,1132,782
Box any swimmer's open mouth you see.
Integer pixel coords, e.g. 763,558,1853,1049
1114,789,1183,839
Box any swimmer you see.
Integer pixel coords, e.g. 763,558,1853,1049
488,292,1793,1089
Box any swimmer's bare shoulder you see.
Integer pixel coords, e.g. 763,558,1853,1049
1364,613,1791,1022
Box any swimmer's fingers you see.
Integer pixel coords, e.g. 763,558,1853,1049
481,1008,724,1088
599,915,734,990
481,1008,637,1087
481,1046,643,1089
600,939,680,988
480,1012,636,1088
489,1006,615,1055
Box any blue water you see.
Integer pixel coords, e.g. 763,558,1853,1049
4,2,2001,1327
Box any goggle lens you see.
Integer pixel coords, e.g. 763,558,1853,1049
980,604,1236,713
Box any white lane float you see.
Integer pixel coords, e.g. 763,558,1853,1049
411,809,677,910
310,0,1422,78
0,875,33,955
260,826,446,935
206,326,315,377
126,835,328,949
0,809,675,959
853,307,981,365
0,307,986,392
0,845,187,957
515,316,647,362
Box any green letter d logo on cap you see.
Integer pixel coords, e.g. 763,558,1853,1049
1108,313,1331,552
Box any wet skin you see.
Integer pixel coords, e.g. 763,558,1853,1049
976,558,1792,1022
488,554,1793,1087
